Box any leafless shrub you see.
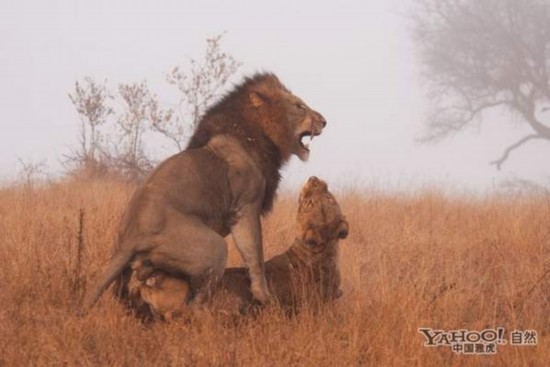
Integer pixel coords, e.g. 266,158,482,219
67,34,240,180
17,158,47,189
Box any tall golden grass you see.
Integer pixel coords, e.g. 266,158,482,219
0,179,548,366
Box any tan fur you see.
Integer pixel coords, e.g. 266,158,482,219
128,177,349,320
80,73,326,314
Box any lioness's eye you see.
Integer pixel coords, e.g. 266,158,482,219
306,239,317,248
296,103,306,110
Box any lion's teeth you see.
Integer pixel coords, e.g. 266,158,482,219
300,134,313,149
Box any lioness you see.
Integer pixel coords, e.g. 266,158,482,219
81,73,326,313
128,176,349,320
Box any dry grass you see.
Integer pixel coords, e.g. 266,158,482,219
0,179,548,366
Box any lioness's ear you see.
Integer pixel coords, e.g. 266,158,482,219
337,220,349,239
249,92,265,107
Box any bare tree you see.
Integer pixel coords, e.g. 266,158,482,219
410,0,550,169
114,82,156,180
67,33,240,180
17,158,46,190
67,77,113,173
500,177,550,196
156,33,241,150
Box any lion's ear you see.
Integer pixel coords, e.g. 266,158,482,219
249,92,265,107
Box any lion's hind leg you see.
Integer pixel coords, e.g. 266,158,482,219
148,220,228,308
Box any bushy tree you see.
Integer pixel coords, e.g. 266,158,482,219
411,0,550,169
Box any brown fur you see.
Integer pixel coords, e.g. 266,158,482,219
128,177,349,320
80,73,326,314
187,73,325,213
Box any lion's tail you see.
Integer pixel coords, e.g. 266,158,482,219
79,247,135,316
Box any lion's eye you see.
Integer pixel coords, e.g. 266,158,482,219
296,103,306,110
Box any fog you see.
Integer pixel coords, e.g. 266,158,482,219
1,0,548,192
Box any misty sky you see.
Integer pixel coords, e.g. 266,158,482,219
1,0,548,192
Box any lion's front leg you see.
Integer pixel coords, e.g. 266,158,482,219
231,204,271,304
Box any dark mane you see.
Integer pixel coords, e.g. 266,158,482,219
187,72,286,214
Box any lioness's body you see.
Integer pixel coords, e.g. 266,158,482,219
129,177,349,320
81,73,326,313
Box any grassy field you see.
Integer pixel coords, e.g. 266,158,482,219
0,179,548,366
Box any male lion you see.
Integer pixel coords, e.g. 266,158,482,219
128,176,349,320
80,73,326,313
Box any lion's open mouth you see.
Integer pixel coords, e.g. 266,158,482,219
296,123,323,161
299,129,323,150
299,132,314,151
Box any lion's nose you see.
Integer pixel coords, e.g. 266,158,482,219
320,116,327,128
314,111,326,128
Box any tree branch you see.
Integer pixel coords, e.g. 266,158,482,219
490,134,545,170
525,107,550,139
513,89,550,140
421,99,511,142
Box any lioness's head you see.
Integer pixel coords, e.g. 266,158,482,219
297,176,349,252
127,267,190,321
247,74,326,161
